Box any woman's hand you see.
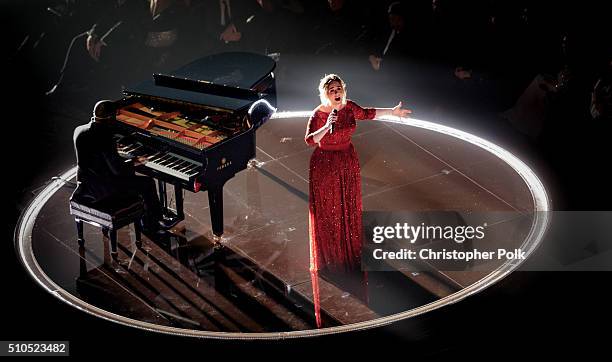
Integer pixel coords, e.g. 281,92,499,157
324,111,337,133
309,111,337,144
391,102,412,118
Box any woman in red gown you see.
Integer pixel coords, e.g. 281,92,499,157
305,74,411,326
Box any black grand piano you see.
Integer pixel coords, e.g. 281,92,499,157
109,52,276,236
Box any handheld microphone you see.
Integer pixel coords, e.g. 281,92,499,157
330,109,337,134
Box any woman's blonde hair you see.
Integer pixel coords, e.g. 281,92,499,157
318,74,347,106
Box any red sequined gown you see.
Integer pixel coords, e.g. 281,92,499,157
305,100,375,326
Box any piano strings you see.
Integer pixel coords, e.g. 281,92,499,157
116,102,230,150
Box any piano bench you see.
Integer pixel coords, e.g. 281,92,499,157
69,193,145,256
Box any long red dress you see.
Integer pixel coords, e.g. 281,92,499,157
306,100,376,272
305,100,375,326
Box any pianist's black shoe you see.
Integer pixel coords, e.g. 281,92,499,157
159,214,181,230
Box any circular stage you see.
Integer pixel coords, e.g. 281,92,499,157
15,113,549,338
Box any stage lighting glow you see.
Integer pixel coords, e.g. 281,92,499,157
271,110,313,119
15,110,550,339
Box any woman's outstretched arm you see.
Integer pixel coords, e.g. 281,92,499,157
350,100,412,120
375,101,412,118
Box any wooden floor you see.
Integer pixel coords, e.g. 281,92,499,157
28,115,536,332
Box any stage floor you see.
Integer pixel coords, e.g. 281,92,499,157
16,114,548,338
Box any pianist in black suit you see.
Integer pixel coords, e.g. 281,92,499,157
73,100,166,231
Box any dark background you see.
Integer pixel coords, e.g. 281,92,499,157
2,0,611,357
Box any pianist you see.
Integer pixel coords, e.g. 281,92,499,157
73,100,170,232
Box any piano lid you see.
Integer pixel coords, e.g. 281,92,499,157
125,52,276,112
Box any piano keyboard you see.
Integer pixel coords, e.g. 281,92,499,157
116,139,203,182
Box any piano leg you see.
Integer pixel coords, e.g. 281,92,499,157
76,219,84,247
208,185,224,237
158,180,168,213
174,185,185,220
109,228,118,259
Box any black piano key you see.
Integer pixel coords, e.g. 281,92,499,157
187,168,201,177
178,162,196,171
172,157,185,168
147,152,162,161
150,152,165,160
170,160,187,169
182,164,199,174
164,157,182,167
176,165,190,173
162,157,178,166
156,155,173,165
162,156,180,166
148,153,161,161
177,162,194,172
170,157,188,167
